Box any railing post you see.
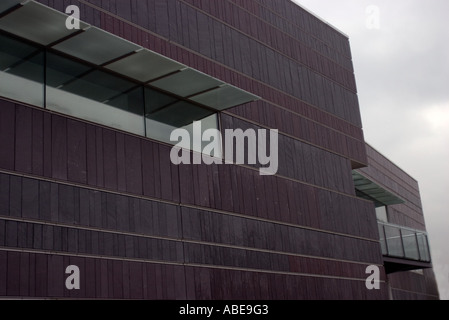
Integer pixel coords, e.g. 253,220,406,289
399,228,406,258
425,234,431,262
382,224,389,256
415,232,422,261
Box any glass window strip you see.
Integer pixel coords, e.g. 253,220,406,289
0,31,220,154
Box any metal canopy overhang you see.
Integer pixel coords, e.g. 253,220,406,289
352,171,405,206
0,1,260,111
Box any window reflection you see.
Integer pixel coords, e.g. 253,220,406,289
375,205,388,223
145,87,220,155
46,52,145,136
0,33,44,107
0,33,221,155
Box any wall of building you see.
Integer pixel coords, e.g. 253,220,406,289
0,0,393,299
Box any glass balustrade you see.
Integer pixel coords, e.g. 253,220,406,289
378,222,431,262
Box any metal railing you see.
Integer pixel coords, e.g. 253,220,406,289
378,222,431,262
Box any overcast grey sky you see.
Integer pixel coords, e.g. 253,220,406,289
294,0,449,299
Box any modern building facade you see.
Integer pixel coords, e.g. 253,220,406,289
354,144,439,299
0,0,439,299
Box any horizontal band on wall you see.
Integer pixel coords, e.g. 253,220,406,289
390,287,439,300
0,248,389,299
0,168,380,243
0,215,384,267
0,247,383,283
0,96,366,192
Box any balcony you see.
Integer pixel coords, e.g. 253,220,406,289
378,222,432,273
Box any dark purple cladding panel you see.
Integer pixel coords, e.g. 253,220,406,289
0,0,437,301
